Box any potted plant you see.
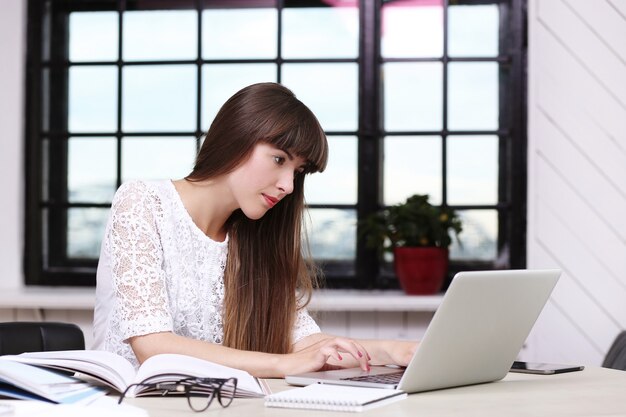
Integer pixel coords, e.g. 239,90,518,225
361,194,462,295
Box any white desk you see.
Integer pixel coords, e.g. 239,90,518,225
125,366,626,416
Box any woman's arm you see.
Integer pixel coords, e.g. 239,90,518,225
130,331,373,378
357,338,417,366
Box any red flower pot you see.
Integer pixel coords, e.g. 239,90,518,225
393,247,448,295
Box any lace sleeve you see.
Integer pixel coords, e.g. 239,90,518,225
292,307,321,344
106,181,173,342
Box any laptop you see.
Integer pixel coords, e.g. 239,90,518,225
286,269,560,393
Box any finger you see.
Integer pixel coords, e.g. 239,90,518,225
328,339,370,371
350,341,370,360
320,345,343,363
350,341,372,371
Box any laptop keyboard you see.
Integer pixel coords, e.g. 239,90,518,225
341,370,404,385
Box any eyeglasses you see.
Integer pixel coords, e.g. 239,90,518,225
118,377,238,412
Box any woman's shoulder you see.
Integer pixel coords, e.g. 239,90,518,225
112,180,173,211
115,179,170,195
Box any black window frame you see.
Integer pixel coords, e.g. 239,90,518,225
25,0,527,288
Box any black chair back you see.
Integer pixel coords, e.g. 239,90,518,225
603,331,626,371
0,322,85,355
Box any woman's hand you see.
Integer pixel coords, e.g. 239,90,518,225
336,339,418,367
279,336,372,377
381,340,418,367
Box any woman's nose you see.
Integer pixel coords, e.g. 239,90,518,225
277,170,295,195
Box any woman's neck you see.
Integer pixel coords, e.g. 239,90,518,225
171,178,235,242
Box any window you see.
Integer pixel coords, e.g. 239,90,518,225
25,0,526,288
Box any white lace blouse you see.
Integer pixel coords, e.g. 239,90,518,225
92,180,320,367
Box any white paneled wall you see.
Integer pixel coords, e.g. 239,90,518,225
526,0,626,365
0,0,25,291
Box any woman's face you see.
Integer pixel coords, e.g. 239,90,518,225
226,143,307,220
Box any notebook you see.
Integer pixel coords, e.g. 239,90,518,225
286,269,561,393
265,383,406,412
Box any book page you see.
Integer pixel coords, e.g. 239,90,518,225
133,354,265,397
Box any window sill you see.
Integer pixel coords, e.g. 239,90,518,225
0,287,96,310
309,289,443,312
0,288,443,312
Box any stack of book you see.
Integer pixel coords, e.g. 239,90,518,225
0,359,105,404
0,350,268,402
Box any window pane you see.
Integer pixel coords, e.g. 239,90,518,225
123,65,197,132
282,5,358,59
122,137,196,182
447,135,498,205
69,66,117,132
384,136,441,205
449,210,497,261
68,137,117,203
67,208,109,259
448,62,498,131
41,209,49,260
202,8,277,59
381,0,443,58
41,69,50,131
69,12,118,62
384,63,443,131
41,139,49,201
307,209,356,261
448,4,499,57
305,136,357,204
123,11,197,61
202,64,276,130
282,63,357,131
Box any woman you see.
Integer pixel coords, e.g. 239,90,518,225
93,82,415,377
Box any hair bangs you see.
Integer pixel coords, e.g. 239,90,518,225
268,118,328,174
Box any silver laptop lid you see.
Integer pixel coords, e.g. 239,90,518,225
398,269,560,393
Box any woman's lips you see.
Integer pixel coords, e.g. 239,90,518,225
263,194,279,208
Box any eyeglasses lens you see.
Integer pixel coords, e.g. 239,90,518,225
217,378,237,408
187,384,217,412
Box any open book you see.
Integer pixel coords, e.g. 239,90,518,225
1,350,269,398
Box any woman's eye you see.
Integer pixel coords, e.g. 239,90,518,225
273,156,285,165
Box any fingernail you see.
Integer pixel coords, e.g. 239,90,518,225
358,351,363,358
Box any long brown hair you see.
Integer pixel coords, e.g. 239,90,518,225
186,83,328,354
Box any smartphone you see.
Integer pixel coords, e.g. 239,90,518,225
510,361,584,375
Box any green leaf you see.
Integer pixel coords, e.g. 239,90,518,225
359,194,463,252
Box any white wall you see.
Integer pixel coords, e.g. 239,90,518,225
0,0,26,290
525,0,626,366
